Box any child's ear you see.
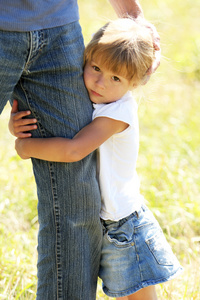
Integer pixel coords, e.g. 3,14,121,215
131,81,137,89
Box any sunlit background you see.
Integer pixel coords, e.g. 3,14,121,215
0,0,200,298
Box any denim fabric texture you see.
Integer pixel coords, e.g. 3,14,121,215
0,22,102,300
99,204,183,298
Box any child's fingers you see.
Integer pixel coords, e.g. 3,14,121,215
14,124,37,138
14,117,37,126
11,99,19,114
15,132,32,138
14,123,37,134
11,100,36,122
20,124,37,133
12,110,32,120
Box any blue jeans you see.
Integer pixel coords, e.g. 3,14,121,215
0,22,102,300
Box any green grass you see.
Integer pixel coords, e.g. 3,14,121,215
1,0,200,299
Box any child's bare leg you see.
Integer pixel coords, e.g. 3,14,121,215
117,285,157,300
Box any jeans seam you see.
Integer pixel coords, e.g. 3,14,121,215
24,32,33,73
24,30,47,74
48,162,63,300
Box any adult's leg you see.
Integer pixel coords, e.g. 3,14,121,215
0,30,29,113
13,22,102,300
117,286,158,300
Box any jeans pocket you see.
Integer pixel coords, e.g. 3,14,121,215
146,230,176,265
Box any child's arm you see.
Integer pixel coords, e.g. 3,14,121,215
9,99,37,138
15,117,128,162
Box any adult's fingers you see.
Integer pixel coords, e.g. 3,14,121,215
147,48,161,75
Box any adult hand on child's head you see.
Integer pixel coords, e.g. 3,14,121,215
9,99,37,138
145,22,161,75
145,23,161,84
136,18,161,84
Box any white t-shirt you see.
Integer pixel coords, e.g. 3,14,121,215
93,91,144,221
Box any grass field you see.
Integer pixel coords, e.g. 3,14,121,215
0,0,200,299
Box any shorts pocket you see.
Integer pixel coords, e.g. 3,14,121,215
105,219,135,248
146,230,176,265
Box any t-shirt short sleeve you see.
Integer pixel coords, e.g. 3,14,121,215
92,91,138,128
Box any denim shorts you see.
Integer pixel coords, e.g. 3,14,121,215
99,204,183,298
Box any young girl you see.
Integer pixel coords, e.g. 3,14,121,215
9,18,183,300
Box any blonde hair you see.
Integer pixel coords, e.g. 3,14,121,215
84,18,155,86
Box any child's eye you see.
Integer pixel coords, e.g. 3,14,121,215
112,76,120,82
92,66,100,72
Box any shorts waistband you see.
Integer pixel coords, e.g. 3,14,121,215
101,204,146,228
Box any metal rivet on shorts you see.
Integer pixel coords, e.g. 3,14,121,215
131,242,134,246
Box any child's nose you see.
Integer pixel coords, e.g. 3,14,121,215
96,75,105,89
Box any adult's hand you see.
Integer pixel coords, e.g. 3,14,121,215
140,20,161,84
109,0,161,83
145,21,161,75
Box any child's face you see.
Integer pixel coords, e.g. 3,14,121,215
84,58,133,104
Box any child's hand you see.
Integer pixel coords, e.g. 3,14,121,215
9,99,37,138
15,138,30,160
